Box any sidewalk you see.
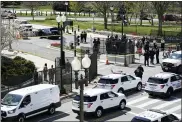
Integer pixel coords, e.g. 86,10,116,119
2,49,100,100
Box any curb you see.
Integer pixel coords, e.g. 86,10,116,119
60,92,77,101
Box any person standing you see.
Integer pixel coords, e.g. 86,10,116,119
93,38,97,53
155,46,160,64
48,65,55,84
144,50,149,66
33,69,38,85
43,63,48,81
97,38,101,54
149,48,155,65
65,59,71,73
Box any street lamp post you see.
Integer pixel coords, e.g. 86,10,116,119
71,54,91,122
110,6,114,36
92,13,95,32
56,15,66,93
65,2,69,33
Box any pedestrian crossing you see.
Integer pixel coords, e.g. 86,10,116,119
127,93,181,116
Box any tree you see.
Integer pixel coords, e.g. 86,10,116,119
92,2,114,30
152,2,170,35
1,19,19,52
22,1,43,20
69,1,85,21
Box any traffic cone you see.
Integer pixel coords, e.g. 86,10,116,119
106,56,109,65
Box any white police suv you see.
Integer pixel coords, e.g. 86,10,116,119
131,109,181,122
96,71,142,94
72,88,126,118
144,72,182,98
161,51,182,74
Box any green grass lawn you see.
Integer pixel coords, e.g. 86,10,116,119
29,19,180,36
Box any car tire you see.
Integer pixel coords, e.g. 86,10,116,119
118,88,124,94
119,100,126,110
136,83,142,91
177,65,182,74
48,105,55,115
17,114,25,122
165,88,173,98
95,107,103,118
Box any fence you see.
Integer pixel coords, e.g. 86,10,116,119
1,78,35,98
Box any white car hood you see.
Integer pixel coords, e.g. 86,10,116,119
162,58,180,64
1,105,17,111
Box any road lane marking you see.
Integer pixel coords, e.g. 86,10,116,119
37,111,72,122
166,105,181,113
136,99,160,108
152,99,181,109
127,96,148,105
128,111,138,116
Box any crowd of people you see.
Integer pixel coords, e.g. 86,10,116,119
136,36,164,66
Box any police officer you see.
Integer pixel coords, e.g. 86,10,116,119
134,65,144,79
155,46,160,64
149,48,155,65
48,65,55,84
144,50,149,66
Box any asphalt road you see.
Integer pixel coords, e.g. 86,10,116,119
17,16,158,22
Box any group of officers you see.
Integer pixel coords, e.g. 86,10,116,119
136,37,161,66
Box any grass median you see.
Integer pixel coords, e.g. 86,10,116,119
29,19,181,36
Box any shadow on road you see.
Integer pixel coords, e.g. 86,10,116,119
26,111,70,122
79,107,131,121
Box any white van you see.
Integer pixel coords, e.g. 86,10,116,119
1,84,61,122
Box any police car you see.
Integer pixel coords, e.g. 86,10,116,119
144,72,182,98
131,109,181,122
72,88,127,118
95,70,142,94
161,51,182,74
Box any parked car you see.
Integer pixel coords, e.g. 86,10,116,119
1,10,16,19
161,51,182,74
1,84,61,122
131,109,181,122
72,88,127,118
144,72,182,98
164,14,180,21
38,27,59,36
95,71,142,94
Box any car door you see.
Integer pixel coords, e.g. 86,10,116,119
107,92,120,107
174,75,181,90
170,76,180,90
121,76,131,90
127,75,137,89
18,95,33,116
100,93,112,109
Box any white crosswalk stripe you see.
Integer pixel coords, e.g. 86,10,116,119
166,105,181,113
136,99,161,108
127,94,181,115
127,96,148,105
152,99,181,109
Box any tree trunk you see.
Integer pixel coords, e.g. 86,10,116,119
158,14,163,36
135,14,137,24
31,8,34,20
151,15,154,26
129,13,134,25
75,12,77,21
104,14,107,30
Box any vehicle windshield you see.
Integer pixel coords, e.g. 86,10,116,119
2,94,23,106
98,78,118,84
147,78,168,84
74,95,97,102
169,53,182,59
131,117,151,122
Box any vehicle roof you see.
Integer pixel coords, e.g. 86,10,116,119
137,109,166,121
83,88,110,97
174,51,181,54
101,74,126,79
9,84,58,96
151,72,176,79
